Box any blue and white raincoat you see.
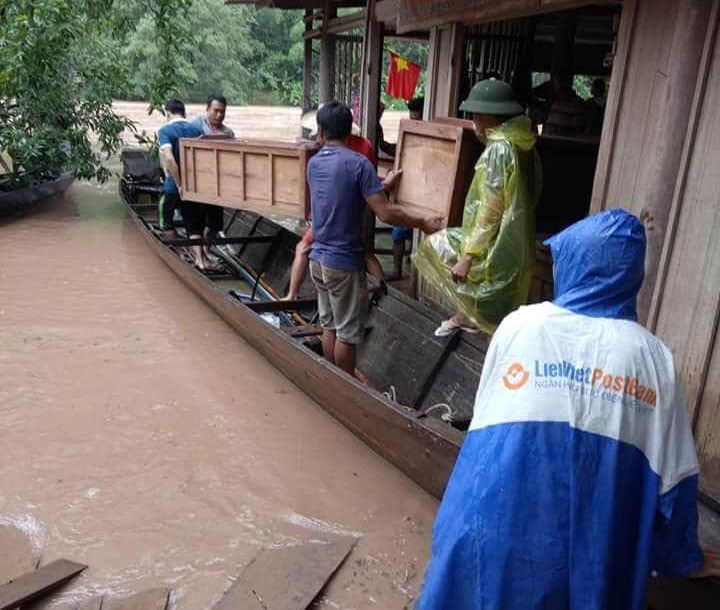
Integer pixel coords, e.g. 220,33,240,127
417,209,703,610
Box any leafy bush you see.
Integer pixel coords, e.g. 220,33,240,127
0,0,192,189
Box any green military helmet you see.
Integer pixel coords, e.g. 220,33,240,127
459,78,524,116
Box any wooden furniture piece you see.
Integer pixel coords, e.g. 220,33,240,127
180,138,318,219
392,119,484,227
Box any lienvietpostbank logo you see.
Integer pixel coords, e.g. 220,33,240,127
503,363,530,390
498,358,659,408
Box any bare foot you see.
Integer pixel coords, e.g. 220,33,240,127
281,293,298,301
452,311,479,329
354,369,369,385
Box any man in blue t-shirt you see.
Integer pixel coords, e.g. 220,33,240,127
158,99,225,271
308,101,443,377
157,99,203,238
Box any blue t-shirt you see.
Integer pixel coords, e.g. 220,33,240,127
307,145,384,271
157,119,203,194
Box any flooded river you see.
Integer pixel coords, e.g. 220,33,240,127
0,181,437,608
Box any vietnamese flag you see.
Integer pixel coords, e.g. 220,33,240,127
386,52,421,101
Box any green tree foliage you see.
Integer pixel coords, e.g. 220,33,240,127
121,1,305,106
0,0,192,188
0,0,127,186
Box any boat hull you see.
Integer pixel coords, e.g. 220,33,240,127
0,174,75,216
119,183,463,499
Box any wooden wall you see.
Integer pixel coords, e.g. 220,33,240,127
592,0,720,503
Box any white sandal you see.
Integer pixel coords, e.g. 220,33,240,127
434,318,480,337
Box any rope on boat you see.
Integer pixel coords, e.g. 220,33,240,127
383,385,455,424
383,385,397,402
422,403,455,424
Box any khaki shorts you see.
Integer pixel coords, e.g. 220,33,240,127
309,261,368,345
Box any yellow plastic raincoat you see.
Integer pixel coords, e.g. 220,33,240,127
416,115,542,333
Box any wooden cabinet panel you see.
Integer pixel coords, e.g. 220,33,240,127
180,138,318,219
392,119,483,227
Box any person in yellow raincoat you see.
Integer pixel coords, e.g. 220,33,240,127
416,79,542,336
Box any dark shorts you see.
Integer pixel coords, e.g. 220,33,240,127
179,202,224,235
158,191,180,231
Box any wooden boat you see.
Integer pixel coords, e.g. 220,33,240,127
119,152,720,604
0,173,74,216
117,149,503,498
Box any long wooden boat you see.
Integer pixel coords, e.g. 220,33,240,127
117,150,490,499
119,151,720,604
0,173,75,216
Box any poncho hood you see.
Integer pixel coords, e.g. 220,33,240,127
544,208,646,321
486,115,536,151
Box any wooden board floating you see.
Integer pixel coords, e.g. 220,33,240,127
0,559,86,610
212,538,356,610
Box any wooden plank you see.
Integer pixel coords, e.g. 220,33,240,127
648,0,720,332
357,290,458,407
651,21,720,421
303,9,314,111
245,298,317,313
0,559,86,610
590,0,714,322
694,289,720,504
326,9,366,34
212,538,356,610
395,0,611,34
124,198,464,499
319,1,337,102
359,0,383,150
102,589,170,610
417,332,488,427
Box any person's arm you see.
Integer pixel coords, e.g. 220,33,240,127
160,145,182,195
379,139,396,157
366,191,443,234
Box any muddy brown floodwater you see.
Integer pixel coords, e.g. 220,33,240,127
112,101,404,145
0,180,438,609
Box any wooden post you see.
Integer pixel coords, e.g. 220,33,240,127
303,8,314,111
424,26,441,120
590,0,715,323
319,1,337,103
447,23,465,117
360,0,383,150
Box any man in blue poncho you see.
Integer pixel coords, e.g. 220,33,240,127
417,209,719,609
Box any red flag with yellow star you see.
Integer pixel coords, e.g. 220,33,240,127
386,52,421,101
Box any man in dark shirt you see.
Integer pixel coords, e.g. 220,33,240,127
307,101,443,376
157,100,203,239
157,99,223,270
